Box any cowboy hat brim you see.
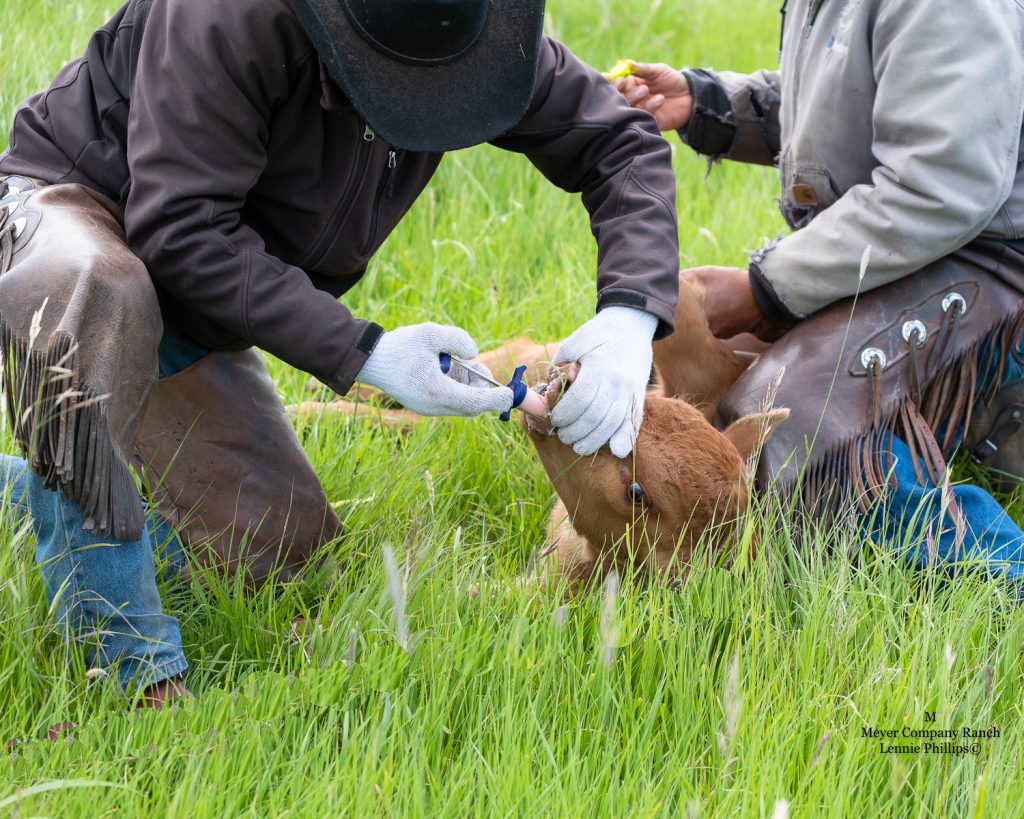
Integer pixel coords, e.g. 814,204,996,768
288,0,546,152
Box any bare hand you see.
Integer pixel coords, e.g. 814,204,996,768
682,266,764,339
605,61,693,132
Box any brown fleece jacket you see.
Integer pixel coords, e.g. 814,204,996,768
0,0,680,393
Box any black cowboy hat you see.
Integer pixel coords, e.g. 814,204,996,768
288,0,547,152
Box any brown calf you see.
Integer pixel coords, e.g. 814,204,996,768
485,272,788,590
300,271,787,589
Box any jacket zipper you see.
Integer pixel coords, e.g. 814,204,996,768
778,0,788,61
361,146,400,257
303,122,377,270
779,0,826,58
790,0,827,103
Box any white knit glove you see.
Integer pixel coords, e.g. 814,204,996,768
550,306,658,457
356,323,514,417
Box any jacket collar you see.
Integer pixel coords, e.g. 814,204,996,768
318,59,354,112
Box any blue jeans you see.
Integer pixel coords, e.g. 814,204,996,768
0,325,207,691
863,348,1024,586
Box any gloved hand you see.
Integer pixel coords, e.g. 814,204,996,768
550,306,658,457
356,323,513,417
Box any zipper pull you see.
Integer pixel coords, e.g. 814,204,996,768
386,150,398,199
363,124,375,142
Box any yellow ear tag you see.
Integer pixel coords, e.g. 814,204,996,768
603,60,635,80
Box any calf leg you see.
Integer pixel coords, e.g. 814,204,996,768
287,398,420,429
477,338,561,385
292,338,560,425
653,272,751,420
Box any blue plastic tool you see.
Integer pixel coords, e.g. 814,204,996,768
439,353,528,422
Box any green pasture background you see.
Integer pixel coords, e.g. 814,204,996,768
2,1,1022,816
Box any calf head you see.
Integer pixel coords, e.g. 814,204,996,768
523,365,788,575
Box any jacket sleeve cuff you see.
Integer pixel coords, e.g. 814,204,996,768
677,69,737,158
748,268,780,317
597,288,676,341
323,321,385,395
749,250,802,321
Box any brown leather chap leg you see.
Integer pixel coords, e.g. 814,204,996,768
0,175,161,539
718,238,1024,512
132,349,343,583
0,175,341,580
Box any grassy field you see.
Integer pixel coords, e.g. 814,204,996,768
2,0,1024,816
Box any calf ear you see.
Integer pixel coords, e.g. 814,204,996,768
722,408,790,460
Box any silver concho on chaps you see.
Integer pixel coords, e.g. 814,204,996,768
718,239,1024,514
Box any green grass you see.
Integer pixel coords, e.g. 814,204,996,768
2,1,1023,816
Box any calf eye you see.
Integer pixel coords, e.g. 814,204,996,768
628,481,645,504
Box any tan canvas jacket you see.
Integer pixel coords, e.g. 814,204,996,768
681,0,1024,319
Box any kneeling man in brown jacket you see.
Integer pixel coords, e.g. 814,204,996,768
0,0,680,706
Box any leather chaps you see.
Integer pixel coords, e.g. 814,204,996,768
718,239,1024,514
0,175,341,581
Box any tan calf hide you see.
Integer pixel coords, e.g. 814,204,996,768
297,271,787,589
492,272,788,590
